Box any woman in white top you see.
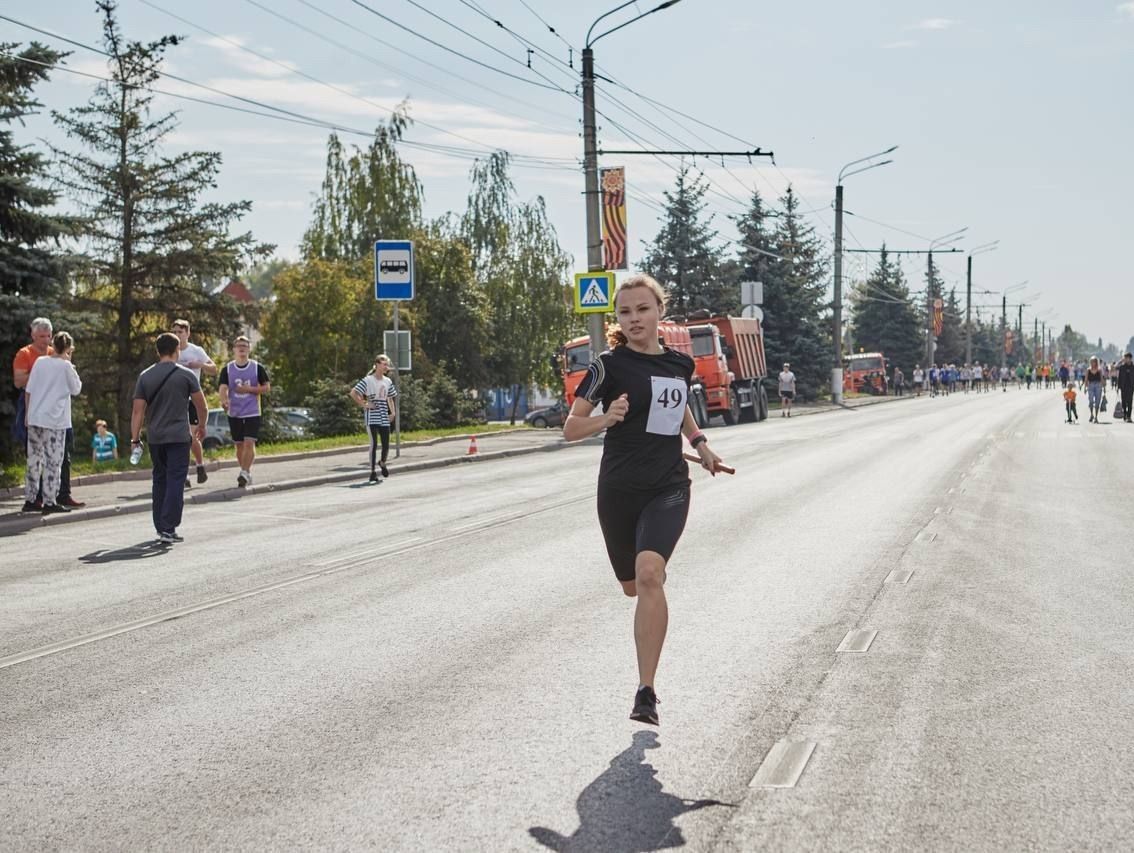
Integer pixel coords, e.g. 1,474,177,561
350,354,398,483
23,331,82,514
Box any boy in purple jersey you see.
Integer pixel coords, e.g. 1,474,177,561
218,335,271,488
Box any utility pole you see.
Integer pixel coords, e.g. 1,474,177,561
581,46,604,360
1000,294,1007,369
1034,317,1039,363
833,184,844,400
925,253,935,368
1042,321,1046,363
965,254,973,365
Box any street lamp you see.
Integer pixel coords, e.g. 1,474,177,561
1000,280,1028,368
832,145,897,403
924,227,967,367
965,240,998,365
581,1,684,359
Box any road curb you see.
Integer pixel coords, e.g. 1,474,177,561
0,439,582,537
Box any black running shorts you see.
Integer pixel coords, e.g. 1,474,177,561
596,484,691,582
229,415,261,443
187,399,200,426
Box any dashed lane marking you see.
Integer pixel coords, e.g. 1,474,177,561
749,740,817,788
836,628,878,653
885,569,914,584
915,530,938,542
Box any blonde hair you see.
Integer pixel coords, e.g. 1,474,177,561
369,353,392,375
606,274,667,349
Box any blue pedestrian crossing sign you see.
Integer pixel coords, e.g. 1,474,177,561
574,271,615,314
374,240,414,301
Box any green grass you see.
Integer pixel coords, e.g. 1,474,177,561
1,422,530,488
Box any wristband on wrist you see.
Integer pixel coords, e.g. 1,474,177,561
690,432,708,448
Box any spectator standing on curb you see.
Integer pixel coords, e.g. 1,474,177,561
13,317,82,509
1118,353,1134,423
22,331,82,514
350,354,399,483
91,419,118,464
912,365,924,397
173,319,217,486
131,333,207,545
778,362,796,417
893,366,905,397
219,335,271,489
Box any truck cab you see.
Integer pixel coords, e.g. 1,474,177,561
844,352,889,395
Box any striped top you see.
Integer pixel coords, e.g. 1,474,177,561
354,374,397,426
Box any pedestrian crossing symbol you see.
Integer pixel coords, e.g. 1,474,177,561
573,271,615,314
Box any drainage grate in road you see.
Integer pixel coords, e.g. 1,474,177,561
836,628,878,653
749,740,817,788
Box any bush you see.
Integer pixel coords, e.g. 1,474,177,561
395,375,435,432
257,406,289,445
303,377,359,437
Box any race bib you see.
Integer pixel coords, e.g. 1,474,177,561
646,376,687,435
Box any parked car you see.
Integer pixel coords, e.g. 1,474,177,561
271,407,314,439
524,401,567,429
202,408,233,450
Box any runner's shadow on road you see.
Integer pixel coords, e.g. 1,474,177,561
79,541,172,564
528,731,735,852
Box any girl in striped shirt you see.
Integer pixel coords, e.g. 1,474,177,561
350,355,398,483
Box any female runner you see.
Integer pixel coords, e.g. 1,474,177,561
563,274,725,726
350,354,398,482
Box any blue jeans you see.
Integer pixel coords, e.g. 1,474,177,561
1088,382,1103,409
150,442,189,535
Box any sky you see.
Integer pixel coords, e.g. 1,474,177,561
4,1,1133,349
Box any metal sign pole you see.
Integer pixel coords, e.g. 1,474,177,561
393,302,401,458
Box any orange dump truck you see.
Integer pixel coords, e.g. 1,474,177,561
685,314,769,425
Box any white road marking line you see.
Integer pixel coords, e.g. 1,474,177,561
915,530,938,542
749,740,817,788
885,569,913,584
837,628,878,653
313,538,422,567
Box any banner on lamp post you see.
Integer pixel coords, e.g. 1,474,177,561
600,167,628,271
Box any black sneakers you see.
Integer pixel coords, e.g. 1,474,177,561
379,462,389,478
368,471,380,483
196,465,208,484
42,503,71,515
20,501,41,513
630,686,660,726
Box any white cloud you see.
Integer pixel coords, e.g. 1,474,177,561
200,36,299,79
1118,2,1134,18
913,18,955,30
884,40,918,49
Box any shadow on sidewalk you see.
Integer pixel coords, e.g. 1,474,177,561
79,541,173,564
528,731,735,851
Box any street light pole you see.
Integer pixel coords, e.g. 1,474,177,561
925,227,968,368
965,241,998,366
581,0,683,360
831,146,896,403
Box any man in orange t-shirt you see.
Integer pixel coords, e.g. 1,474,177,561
12,318,82,508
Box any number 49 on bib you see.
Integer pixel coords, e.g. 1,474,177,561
646,376,686,435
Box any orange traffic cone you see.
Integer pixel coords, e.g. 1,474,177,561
468,435,478,455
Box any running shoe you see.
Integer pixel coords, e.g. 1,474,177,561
41,503,71,515
237,471,248,488
196,465,208,484
380,462,389,478
158,532,175,545
630,686,660,726
20,501,40,513
169,531,185,543
368,471,379,483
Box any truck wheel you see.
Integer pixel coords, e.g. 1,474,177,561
756,384,769,421
722,389,741,426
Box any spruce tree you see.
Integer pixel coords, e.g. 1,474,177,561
760,187,830,399
848,246,923,373
0,42,71,462
936,288,964,364
51,2,270,430
641,167,735,316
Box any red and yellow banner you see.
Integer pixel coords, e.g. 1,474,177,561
1005,329,1015,355
933,298,944,337
600,166,628,271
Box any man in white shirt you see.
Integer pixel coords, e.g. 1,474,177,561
172,319,217,485
778,362,797,417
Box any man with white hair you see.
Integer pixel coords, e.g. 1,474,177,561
12,317,83,510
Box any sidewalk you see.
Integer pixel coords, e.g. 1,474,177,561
0,429,572,536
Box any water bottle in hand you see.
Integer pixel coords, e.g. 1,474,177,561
130,441,143,465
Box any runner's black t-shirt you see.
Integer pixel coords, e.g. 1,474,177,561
576,345,694,492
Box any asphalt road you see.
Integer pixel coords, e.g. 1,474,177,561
2,388,1131,851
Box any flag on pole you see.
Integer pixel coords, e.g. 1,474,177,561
933,298,944,337
1005,329,1015,354
600,167,628,270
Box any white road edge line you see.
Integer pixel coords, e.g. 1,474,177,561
749,740,817,788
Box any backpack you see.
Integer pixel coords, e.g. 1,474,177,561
1115,400,1126,420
